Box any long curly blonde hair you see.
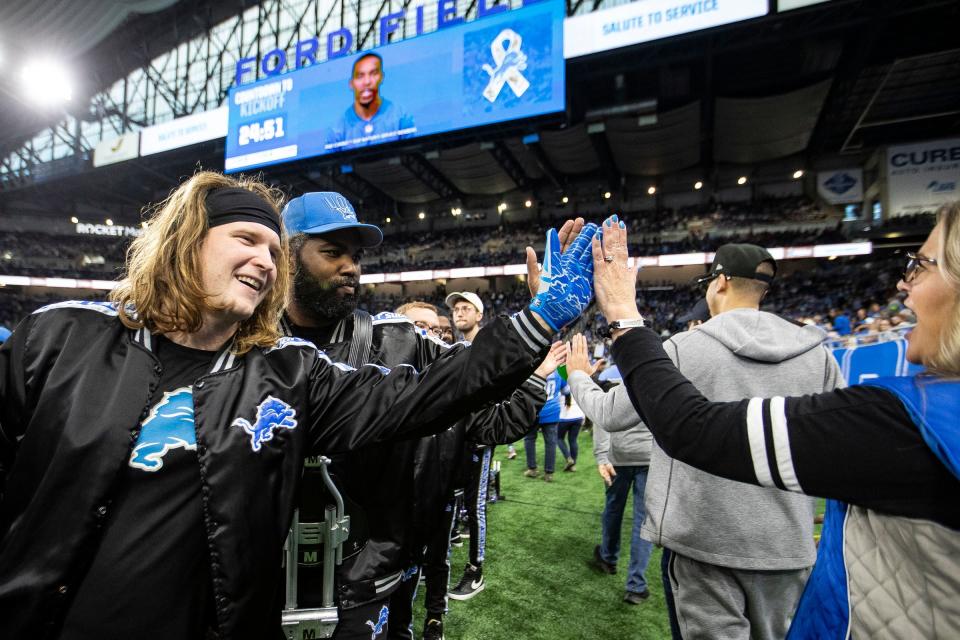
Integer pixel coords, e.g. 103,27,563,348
110,171,289,354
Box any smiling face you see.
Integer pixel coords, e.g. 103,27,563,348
897,222,958,367
349,55,383,110
198,221,280,327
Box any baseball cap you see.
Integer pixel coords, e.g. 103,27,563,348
445,292,484,315
697,243,777,286
282,192,383,248
0,326,10,344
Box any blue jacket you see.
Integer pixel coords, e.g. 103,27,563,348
787,375,960,639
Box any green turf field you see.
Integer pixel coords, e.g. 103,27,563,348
412,430,673,639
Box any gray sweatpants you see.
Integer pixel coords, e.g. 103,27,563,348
666,551,811,640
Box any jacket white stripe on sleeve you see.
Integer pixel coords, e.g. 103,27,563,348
517,310,551,348
746,397,775,488
770,396,802,492
510,315,541,352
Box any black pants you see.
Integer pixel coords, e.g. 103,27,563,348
463,446,493,567
332,596,392,640
386,502,457,639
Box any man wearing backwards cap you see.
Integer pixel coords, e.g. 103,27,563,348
622,243,844,640
0,171,598,640
280,193,555,640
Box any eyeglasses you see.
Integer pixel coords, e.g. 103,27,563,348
903,252,938,284
413,321,443,337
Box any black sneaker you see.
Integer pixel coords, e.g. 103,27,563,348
423,617,445,640
591,545,617,574
450,529,463,548
448,563,484,600
624,590,650,604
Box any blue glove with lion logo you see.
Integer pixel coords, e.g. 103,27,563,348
528,221,600,331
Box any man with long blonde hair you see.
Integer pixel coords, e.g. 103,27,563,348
0,170,599,639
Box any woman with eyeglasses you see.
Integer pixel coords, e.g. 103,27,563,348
590,204,960,639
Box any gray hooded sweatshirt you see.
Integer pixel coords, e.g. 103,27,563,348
567,371,652,467
640,308,844,571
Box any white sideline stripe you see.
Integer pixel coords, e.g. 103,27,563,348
510,315,540,351
746,398,774,488
770,396,801,492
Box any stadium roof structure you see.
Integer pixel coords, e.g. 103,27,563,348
0,0,957,225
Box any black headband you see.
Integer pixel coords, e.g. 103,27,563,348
205,187,281,237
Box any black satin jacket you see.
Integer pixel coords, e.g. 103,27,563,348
0,301,552,639
288,312,546,608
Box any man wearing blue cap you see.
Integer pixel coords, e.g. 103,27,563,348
281,193,564,640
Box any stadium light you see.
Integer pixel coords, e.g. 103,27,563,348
647,186,656,196
417,212,425,220
20,59,73,105
793,170,804,179
737,176,747,185
694,181,703,190
603,191,612,200
70,216,78,224
385,217,392,223
105,219,114,226
498,202,507,213
561,196,569,204
524,199,532,208
451,207,461,216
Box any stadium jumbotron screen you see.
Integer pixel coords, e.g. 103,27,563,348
224,0,565,172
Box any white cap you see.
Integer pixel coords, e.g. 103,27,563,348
445,291,484,315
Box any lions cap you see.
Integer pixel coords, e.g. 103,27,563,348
698,243,776,285
445,291,484,315
282,192,383,248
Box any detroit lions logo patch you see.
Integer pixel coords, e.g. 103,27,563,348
365,605,389,639
231,396,298,452
130,387,196,471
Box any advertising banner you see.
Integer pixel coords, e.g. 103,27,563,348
817,168,863,204
224,0,565,172
563,0,767,59
887,137,960,217
93,132,140,167
140,107,229,156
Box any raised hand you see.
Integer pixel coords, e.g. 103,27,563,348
534,341,568,378
525,217,585,299
565,334,603,376
592,216,641,322
528,222,599,331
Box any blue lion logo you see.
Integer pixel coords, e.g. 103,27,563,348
231,396,298,452
365,605,389,639
129,387,196,471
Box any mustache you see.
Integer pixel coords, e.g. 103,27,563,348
326,277,359,289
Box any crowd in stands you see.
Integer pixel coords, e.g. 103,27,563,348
0,253,910,344
0,197,863,280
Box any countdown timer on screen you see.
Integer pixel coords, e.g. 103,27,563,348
224,0,564,172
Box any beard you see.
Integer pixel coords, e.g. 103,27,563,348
292,268,359,323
